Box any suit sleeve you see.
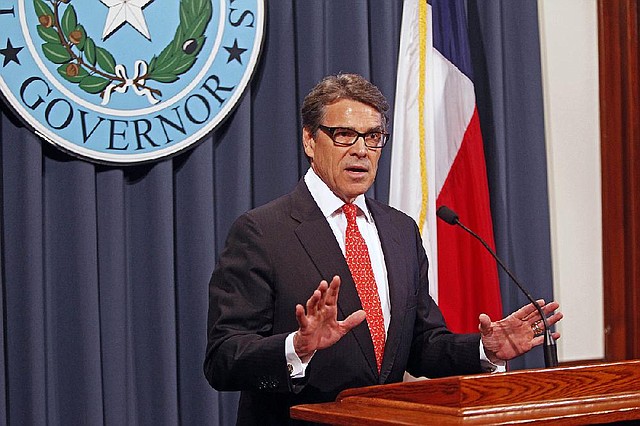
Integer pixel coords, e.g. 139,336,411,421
203,212,294,393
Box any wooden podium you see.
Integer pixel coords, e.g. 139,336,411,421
290,360,640,425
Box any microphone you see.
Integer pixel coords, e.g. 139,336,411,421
436,205,558,368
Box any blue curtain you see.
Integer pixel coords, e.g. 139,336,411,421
467,0,554,371
0,0,550,424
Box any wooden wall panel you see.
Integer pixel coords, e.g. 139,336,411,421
598,0,640,361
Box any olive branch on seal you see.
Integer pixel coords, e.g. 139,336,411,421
33,0,212,105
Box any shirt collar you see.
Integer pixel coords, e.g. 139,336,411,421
304,168,373,222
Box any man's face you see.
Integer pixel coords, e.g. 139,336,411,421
303,99,383,203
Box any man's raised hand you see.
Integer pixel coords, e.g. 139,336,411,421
293,275,366,362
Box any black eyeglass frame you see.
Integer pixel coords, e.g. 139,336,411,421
317,124,390,149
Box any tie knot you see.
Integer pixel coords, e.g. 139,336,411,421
343,203,358,224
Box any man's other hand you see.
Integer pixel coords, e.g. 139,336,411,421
479,299,563,363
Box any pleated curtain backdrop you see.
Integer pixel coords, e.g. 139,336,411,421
468,0,554,371
0,1,552,424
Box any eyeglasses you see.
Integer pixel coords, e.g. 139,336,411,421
317,125,389,149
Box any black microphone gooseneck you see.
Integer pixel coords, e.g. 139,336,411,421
436,205,558,368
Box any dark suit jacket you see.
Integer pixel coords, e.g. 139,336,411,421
204,180,482,425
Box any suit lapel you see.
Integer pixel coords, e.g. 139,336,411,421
291,181,379,375
367,200,410,383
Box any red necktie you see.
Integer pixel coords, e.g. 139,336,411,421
343,203,385,372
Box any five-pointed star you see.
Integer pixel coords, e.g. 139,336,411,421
100,0,154,41
0,38,23,67
224,39,247,64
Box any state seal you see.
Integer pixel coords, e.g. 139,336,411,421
0,0,265,164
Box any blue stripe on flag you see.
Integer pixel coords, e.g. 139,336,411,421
431,0,474,81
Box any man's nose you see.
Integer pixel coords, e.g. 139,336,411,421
349,135,368,156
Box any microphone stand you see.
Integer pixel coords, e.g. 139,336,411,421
437,206,558,368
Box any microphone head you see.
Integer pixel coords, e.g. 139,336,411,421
436,205,459,225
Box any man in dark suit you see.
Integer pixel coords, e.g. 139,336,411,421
204,73,562,425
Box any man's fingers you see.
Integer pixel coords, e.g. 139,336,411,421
522,301,561,328
478,313,492,335
305,290,317,316
341,309,366,331
546,311,564,327
519,300,562,324
318,278,335,306
325,275,341,306
311,280,333,311
542,301,560,315
306,288,322,316
295,304,308,328
298,277,342,327
530,330,560,347
519,299,546,320
531,335,545,347
329,275,341,288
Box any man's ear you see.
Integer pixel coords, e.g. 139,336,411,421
302,127,315,160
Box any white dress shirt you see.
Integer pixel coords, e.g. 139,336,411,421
285,168,504,377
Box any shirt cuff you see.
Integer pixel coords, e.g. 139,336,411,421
285,332,315,378
479,340,507,373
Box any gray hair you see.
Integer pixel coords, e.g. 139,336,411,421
301,73,389,135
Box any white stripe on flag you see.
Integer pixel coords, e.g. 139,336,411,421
389,0,438,301
390,0,477,302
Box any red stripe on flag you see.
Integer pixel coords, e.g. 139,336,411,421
436,107,503,333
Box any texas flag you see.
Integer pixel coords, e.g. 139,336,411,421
389,0,502,333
